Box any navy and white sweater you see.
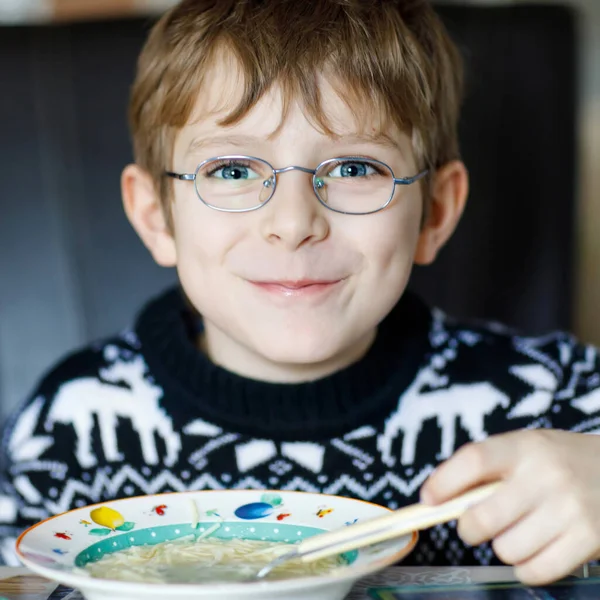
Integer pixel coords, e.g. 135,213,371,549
1,287,600,566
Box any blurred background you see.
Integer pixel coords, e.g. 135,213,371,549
0,0,599,422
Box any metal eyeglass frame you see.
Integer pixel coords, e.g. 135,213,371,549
165,155,429,216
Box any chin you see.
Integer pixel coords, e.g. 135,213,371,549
254,333,342,367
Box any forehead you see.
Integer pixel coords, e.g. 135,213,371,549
178,51,407,151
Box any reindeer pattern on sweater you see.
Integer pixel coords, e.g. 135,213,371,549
1,308,600,567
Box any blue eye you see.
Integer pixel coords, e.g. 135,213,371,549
327,161,377,178
208,163,261,180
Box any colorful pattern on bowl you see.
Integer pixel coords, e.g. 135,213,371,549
17,490,417,600
75,521,358,567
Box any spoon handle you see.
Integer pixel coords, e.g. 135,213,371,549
297,482,500,563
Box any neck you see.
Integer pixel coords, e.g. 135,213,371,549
199,322,377,383
134,286,433,439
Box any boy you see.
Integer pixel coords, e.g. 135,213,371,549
2,0,600,585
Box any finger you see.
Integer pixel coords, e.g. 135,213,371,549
421,433,520,504
514,526,599,587
457,477,534,546
491,497,567,565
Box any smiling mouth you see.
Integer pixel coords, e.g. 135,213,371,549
248,279,344,298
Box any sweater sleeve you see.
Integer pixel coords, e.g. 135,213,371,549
0,392,60,565
0,342,112,566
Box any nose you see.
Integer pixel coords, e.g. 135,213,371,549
259,171,330,250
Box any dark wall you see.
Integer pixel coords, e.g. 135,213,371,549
0,4,578,418
415,5,577,331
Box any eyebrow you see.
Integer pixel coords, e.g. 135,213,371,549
186,134,265,155
185,132,404,156
330,133,404,153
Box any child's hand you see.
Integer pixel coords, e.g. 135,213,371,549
420,430,600,585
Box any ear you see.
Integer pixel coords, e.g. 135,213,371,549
121,165,177,267
414,160,469,265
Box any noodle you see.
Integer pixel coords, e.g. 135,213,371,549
189,500,200,530
84,537,344,584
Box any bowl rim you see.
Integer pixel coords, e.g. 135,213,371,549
17,489,419,595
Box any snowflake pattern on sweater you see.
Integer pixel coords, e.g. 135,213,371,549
1,305,600,566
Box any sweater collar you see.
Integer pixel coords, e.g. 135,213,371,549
135,286,432,440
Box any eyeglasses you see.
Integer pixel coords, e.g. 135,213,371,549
165,155,428,215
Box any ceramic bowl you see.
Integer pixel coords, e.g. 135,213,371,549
17,489,417,600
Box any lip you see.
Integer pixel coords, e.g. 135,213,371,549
248,279,344,298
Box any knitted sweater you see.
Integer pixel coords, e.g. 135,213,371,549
1,287,599,566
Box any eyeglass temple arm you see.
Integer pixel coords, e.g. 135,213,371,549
165,171,196,181
393,169,429,185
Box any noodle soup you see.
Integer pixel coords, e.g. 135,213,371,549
83,536,344,584
18,490,417,600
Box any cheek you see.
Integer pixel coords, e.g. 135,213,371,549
356,196,423,277
343,194,422,322
376,217,420,268
172,211,244,327
171,200,238,265
170,201,247,303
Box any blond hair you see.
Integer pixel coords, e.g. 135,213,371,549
129,0,464,212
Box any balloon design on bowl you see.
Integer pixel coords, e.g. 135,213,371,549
88,507,135,536
17,489,419,600
234,492,283,520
